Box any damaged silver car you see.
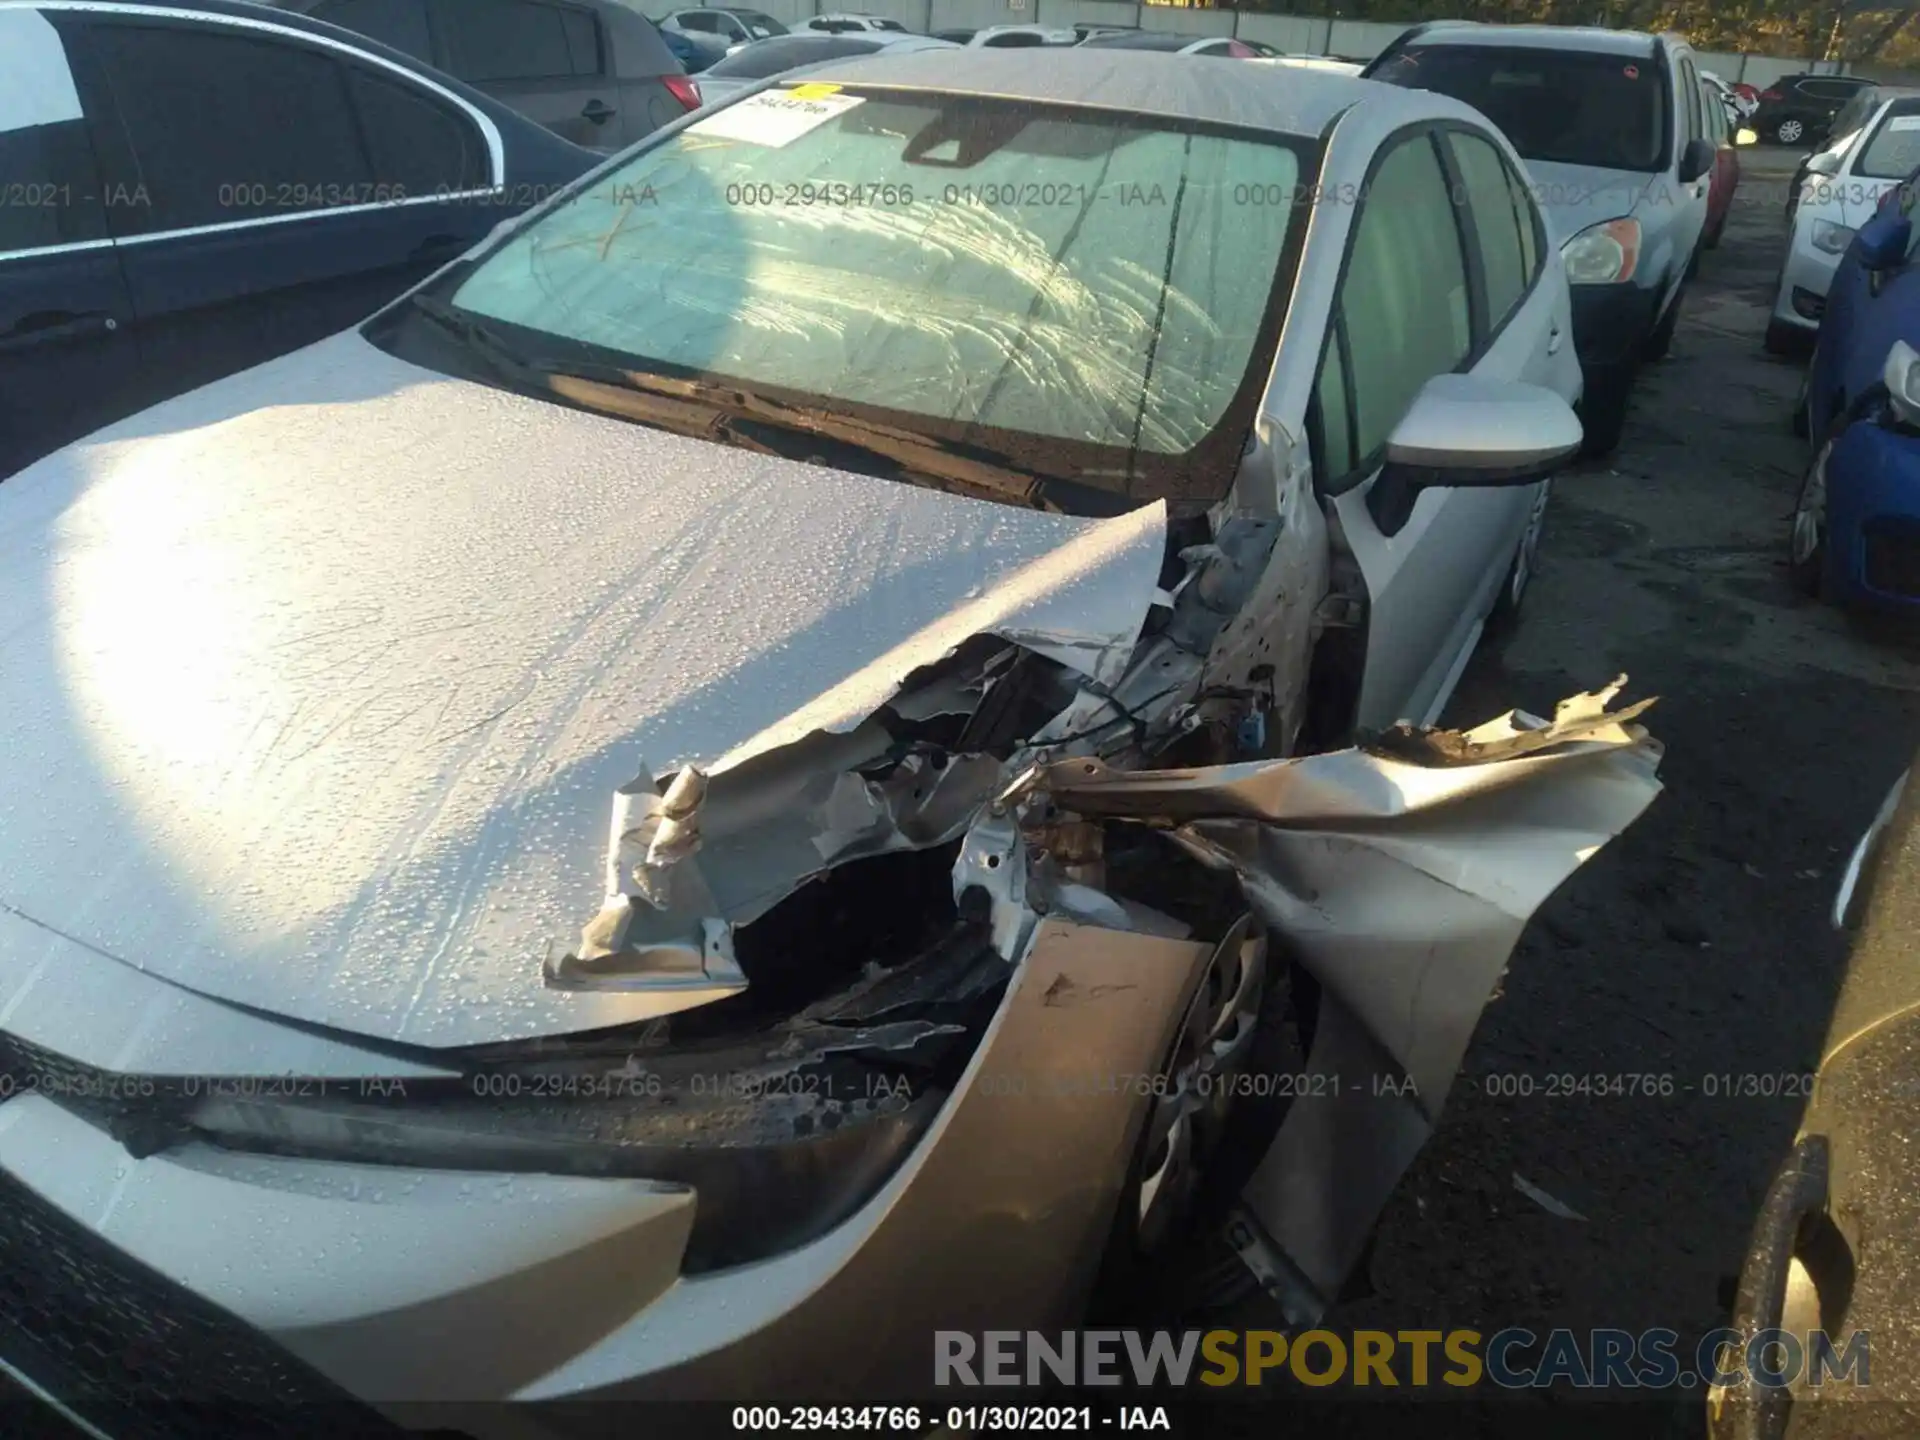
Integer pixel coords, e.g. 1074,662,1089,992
0,48,1655,1428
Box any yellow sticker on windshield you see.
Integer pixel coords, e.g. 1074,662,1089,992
786,82,843,99
688,89,865,148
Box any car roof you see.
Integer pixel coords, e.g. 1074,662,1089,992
1397,22,1665,58
1081,31,1209,50
786,45,1423,137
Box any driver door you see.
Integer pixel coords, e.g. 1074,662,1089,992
1310,126,1566,731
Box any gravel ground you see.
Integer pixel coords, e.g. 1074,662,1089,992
1193,149,1920,1437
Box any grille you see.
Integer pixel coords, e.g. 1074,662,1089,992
0,1163,409,1439
1862,521,1920,599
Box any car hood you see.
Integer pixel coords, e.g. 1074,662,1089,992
0,329,1165,1050
1524,159,1661,244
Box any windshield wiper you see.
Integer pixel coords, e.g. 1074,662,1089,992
530,358,1062,511
404,293,540,379
402,296,1078,512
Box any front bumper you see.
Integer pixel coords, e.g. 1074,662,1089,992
1773,225,1845,332
0,920,1209,1423
1570,281,1664,374
0,1166,407,1439
1823,417,1920,610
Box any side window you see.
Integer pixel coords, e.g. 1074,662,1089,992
309,0,433,62
342,64,491,194
1678,58,1701,148
78,19,373,232
1447,130,1529,329
677,10,716,29
0,9,110,254
1312,329,1355,479
1337,132,1473,464
1506,164,1542,281
985,31,1043,46
439,0,595,81
560,7,602,73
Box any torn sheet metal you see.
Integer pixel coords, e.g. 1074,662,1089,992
552,729,1007,998
1197,455,1329,759
0,329,1166,1048
1032,678,1663,1320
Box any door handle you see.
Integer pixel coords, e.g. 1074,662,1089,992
0,310,118,354
580,98,616,124
1548,323,1564,355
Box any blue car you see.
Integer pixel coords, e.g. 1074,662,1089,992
1792,163,1920,608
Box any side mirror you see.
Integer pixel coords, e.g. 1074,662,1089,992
1806,151,1842,177
1678,137,1717,184
1366,375,1583,536
1857,211,1912,270
1736,127,1759,146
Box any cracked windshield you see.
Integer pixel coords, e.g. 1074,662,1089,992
452,88,1303,458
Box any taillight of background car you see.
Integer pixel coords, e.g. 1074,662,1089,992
1761,89,1784,101
665,74,701,110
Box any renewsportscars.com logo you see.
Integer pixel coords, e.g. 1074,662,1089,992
933,1328,1871,1391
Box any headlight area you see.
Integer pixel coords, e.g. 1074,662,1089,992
1812,219,1859,256
1883,339,1920,429
43,848,1012,1276
1561,217,1642,285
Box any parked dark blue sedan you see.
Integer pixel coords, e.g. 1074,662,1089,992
0,0,598,479
1792,165,1920,609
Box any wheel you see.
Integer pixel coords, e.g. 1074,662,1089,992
1790,432,1833,596
1776,117,1806,145
1489,478,1551,631
1578,368,1631,457
1645,284,1684,360
1130,916,1270,1256
1765,318,1813,357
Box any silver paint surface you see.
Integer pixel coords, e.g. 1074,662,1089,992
0,330,1164,1048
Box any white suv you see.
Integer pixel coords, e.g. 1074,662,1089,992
1367,23,1716,456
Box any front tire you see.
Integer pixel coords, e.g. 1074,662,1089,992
1645,284,1684,360
1790,432,1834,596
1489,479,1551,631
1765,318,1813,357
1578,367,1632,457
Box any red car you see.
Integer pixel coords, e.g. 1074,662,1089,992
1702,77,1742,249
